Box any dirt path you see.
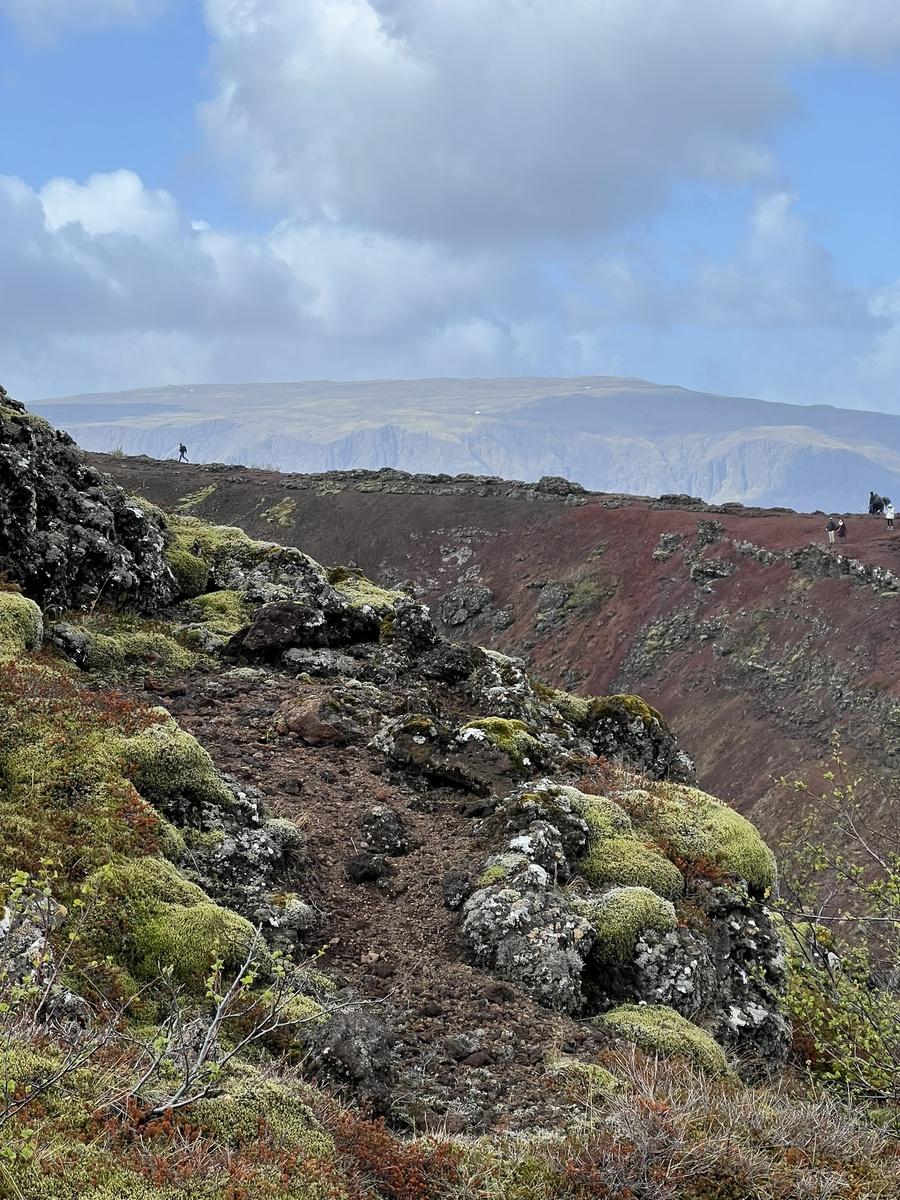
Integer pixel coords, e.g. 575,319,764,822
153,667,602,1133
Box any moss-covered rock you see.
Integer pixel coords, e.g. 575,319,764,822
460,717,543,772
623,783,777,895
165,546,209,598
0,591,42,658
597,1004,730,1076
191,589,251,635
327,566,403,616
118,711,237,820
581,835,685,899
578,886,677,963
83,855,265,990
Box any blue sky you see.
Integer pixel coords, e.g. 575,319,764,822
1,0,899,411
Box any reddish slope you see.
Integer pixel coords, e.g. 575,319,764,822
92,453,900,850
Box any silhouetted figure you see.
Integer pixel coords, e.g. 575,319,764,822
826,517,837,545
869,491,885,515
178,443,188,462
885,502,895,531
837,518,847,542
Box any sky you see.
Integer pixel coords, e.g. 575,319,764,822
1,0,899,411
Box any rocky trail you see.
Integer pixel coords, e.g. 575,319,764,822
145,665,602,1134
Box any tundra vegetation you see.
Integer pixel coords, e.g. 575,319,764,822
0,392,898,1197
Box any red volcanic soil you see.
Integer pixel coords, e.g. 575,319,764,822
92,453,900,851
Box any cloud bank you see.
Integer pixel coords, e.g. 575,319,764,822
3,0,900,407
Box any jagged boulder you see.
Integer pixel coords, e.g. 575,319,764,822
0,387,177,611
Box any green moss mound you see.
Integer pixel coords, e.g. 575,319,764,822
548,1056,624,1102
581,835,685,899
118,711,235,816
191,589,251,634
577,793,632,839
580,886,677,963
165,546,209,598
462,717,544,771
193,1080,333,1152
628,783,777,894
597,1004,730,1076
168,513,279,569
83,856,264,990
0,592,42,658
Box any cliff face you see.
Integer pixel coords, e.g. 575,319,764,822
93,452,900,854
35,374,900,511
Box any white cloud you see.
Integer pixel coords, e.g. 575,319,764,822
40,171,181,239
4,1,900,411
1,0,170,40
201,0,900,244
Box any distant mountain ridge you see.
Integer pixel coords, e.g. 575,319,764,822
32,376,900,511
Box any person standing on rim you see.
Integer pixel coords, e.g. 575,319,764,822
178,442,188,462
885,500,895,531
825,517,837,545
837,518,847,543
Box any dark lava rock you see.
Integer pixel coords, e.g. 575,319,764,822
360,805,410,856
307,1009,394,1113
0,387,176,611
345,852,393,884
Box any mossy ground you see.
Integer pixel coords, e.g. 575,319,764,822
69,612,200,674
263,497,298,527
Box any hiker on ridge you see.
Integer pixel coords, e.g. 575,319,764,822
885,501,895,531
837,518,847,543
178,443,188,462
826,517,837,545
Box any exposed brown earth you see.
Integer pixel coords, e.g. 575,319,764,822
94,452,900,852
134,665,606,1133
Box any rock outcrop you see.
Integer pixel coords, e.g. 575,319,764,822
0,386,176,611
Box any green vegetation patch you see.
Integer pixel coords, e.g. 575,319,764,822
327,566,403,615
461,717,544,771
83,855,265,991
174,483,218,513
0,592,42,659
597,1004,730,1076
191,589,251,635
548,1056,624,1102
118,710,237,817
626,783,777,894
68,613,199,675
165,546,209,598
263,497,297,527
581,835,685,899
578,886,677,963
193,1080,332,1152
